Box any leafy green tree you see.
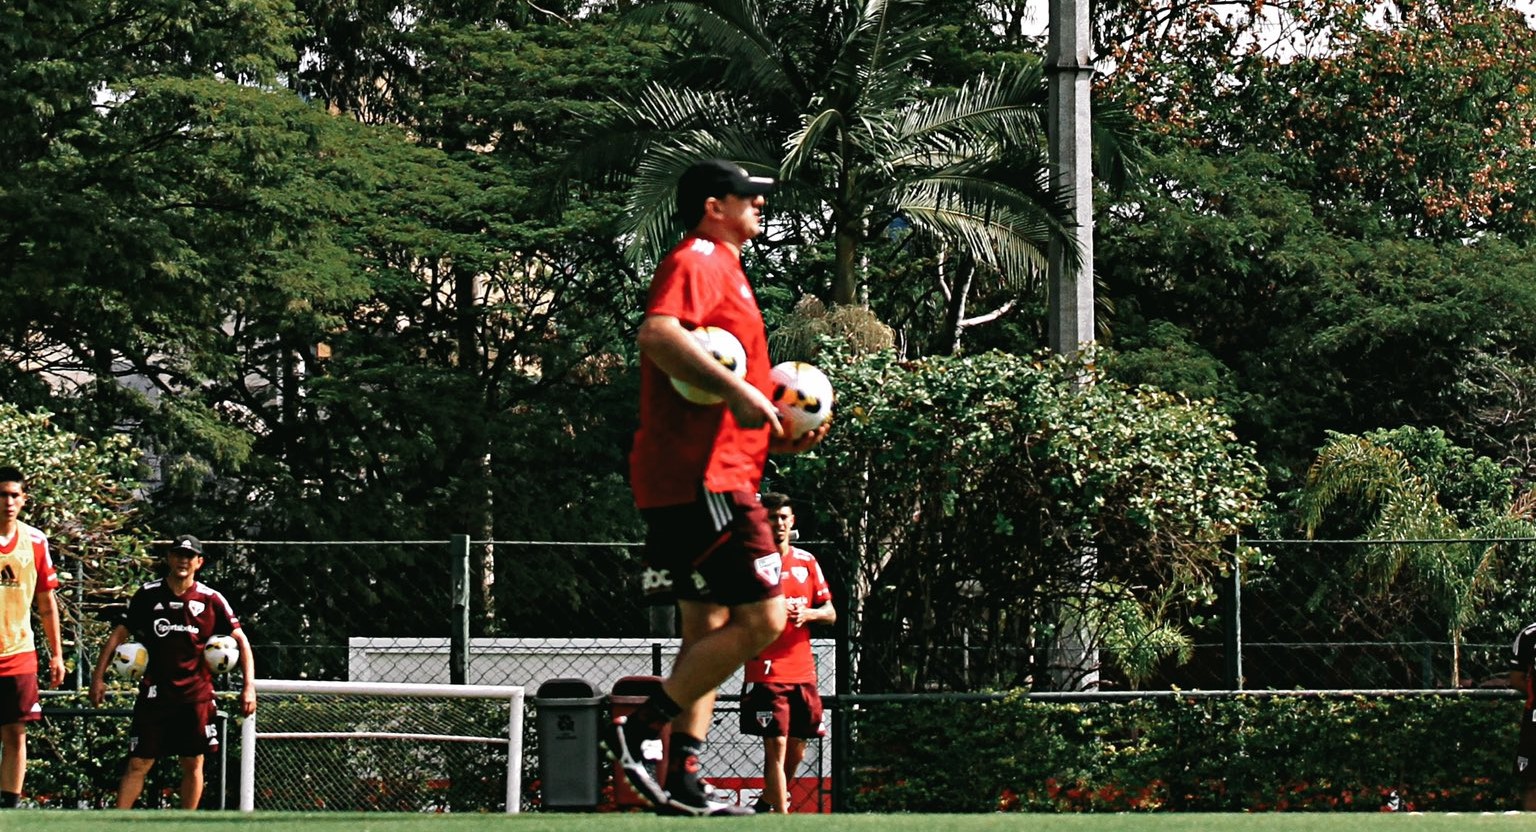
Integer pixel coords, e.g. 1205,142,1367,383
0,404,148,686
1295,426,1536,685
1097,0,1536,485
591,0,1086,353
773,346,1265,691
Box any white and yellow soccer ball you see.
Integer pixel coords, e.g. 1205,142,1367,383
203,635,240,674
670,326,748,405
769,361,834,440
110,641,149,681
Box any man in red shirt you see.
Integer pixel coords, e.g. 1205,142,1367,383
604,158,828,817
740,492,834,814
0,466,64,809
89,534,256,809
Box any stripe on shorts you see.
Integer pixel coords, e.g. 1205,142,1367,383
705,490,732,532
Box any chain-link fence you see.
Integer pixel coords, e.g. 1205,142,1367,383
55,533,1536,695
32,534,1535,810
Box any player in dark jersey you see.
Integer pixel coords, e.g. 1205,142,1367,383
88,534,255,809
1482,620,1536,810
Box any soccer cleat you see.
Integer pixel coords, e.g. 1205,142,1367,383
657,791,756,817
747,796,775,813
600,716,668,807
658,756,754,817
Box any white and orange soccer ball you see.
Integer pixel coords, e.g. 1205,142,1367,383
769,361,834,440
110,641,149,681
204,635,240,674
670,326,748,405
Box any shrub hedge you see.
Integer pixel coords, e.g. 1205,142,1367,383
23,691,224,809
845,692,1521,813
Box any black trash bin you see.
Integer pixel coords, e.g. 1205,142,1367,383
533,678,604,810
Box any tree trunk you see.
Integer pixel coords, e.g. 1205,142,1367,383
935,253,973,356
832,223,859,305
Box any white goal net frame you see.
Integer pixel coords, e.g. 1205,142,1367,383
239,679,525,813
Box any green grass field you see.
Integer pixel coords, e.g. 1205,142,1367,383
13,812,1536,832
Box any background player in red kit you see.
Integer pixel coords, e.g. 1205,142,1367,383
740,492,834,814
603,159,828,816
89,534,256,809
0,465,64,809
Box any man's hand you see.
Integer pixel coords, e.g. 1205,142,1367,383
726,384,784,434
88,676,107,707
769,419,831,455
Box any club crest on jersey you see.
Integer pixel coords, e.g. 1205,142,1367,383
189,600,205,616
791,566,808,582
754,554,781,585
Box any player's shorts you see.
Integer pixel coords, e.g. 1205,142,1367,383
1517,713,1536,783
640,489,783,607
0,673,42,726
128,699,221,759
739,681,825,739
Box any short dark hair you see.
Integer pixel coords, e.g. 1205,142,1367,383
0,466,25,488
675,159,776,229
761,492,792,511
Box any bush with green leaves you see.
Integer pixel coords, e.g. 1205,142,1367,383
774,347,1266,691
847,693,1517,812
0,404,149,682
24,691,214,808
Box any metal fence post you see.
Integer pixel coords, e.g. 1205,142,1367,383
1224,535,1243,690
451,534,470,685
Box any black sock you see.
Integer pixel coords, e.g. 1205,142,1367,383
0,791,19,808
629,690,683,736
665,733,707,793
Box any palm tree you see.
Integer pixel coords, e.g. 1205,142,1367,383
1296,431,1515,686
597,0,1085,335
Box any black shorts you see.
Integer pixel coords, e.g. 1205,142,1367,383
1518,712,1536,782
739,682,825,739
640,490,782,607
0,673,41,726
128,699,220,759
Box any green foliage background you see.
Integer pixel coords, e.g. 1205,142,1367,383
847,694,1518,813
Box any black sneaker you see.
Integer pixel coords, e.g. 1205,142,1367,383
748,796,775,813
657,791,756,817
659,761,754,817
599,716,667,807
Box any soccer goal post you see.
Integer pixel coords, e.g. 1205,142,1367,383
239,679,525,814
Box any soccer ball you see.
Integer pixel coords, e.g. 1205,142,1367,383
110,641,149,681
769,361,834,440
669,326,747,405
204,635,240,674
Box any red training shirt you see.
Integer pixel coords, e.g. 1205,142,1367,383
630,234,772,508
120,579,242,704
745,547,832,684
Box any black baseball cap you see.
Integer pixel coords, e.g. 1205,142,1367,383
167,534,204,557
676,159,776,217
